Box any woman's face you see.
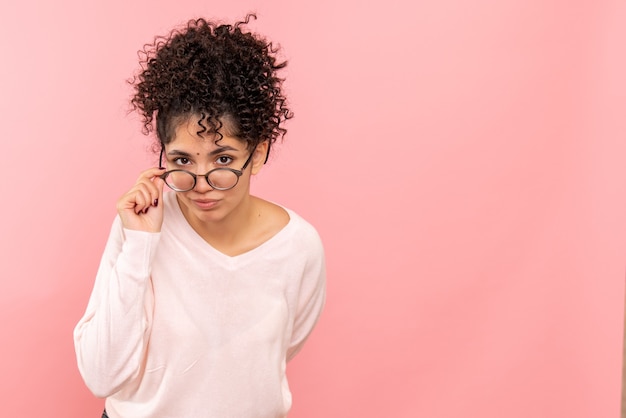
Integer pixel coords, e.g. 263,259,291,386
163,118,266,227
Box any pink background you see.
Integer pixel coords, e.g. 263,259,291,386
1,0,625,417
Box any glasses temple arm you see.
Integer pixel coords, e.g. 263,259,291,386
158,145,165,169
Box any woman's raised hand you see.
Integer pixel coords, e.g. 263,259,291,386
117,167,166,232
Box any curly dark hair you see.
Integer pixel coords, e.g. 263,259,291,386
129,14,293,158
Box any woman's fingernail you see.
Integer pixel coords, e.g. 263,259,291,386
143,208,149,214
153,199,159,207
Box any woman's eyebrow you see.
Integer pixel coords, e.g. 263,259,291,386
208,145,239,156
167,149,193,157
167,145,240,158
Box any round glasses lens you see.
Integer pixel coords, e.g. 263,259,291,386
166,171,195,191
208,169,239,190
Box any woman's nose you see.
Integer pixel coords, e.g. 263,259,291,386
193,172,214,192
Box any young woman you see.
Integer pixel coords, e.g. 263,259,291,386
74,15,326,418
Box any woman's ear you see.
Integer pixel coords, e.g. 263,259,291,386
251,140,269,175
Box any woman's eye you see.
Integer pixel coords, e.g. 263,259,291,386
216,156,233,165
173,157,191,166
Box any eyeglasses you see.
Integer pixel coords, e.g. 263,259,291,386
158,146,256,192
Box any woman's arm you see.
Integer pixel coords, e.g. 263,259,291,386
73,217,160,397
287,231,327,361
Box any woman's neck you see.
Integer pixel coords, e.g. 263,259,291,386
178,193,260,256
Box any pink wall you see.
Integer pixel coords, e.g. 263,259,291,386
1,0,625,416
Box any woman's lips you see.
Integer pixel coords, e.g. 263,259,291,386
191,199,219,210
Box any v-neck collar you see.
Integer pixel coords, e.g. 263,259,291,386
164,191,293,263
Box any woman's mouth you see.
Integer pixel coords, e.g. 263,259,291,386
191,199,219,210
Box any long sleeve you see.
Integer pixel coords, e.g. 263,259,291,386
73,216,160,397
286,227,326,361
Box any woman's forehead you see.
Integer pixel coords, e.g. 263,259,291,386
170,123,245,151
